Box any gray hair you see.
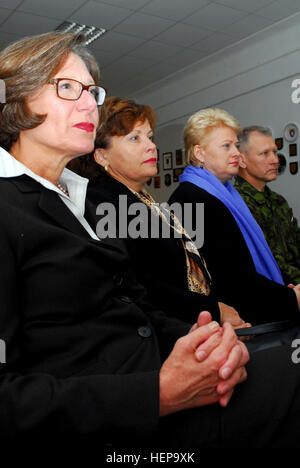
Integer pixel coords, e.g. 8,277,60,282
239,125,273,151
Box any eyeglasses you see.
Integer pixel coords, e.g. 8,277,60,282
48,78,106,106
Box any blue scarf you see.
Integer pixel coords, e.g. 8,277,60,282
180,166,284,284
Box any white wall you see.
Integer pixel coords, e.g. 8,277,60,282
132,12,300,221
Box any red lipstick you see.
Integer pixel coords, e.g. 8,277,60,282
73,122,95,132
143,158,157,164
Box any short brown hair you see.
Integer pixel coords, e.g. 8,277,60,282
0,31,100,150
184,108,242,166
96,96,157,149
69,96,157,181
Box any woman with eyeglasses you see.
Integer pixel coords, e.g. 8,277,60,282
1,31,300,450
0,30,249,446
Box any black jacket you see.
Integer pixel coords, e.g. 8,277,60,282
0,174,190,442
169,181,299,324
3,175,300,449
88,175,221,323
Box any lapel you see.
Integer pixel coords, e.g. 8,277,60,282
39,189,92,237
84,193,131,260
10,174,131,263
88,175,139,207
10,174,92,238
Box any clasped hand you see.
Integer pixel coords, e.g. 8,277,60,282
159,311,249,416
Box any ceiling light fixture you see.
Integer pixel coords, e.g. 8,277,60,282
55,21,106,45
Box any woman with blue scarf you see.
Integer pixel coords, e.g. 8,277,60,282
170,108,300,324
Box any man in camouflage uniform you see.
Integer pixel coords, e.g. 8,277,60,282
234,125,300,285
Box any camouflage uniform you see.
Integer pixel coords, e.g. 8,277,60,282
234,175,300,285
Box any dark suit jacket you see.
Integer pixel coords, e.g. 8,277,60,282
0,174,190,442
87,175,221,323
169,182,299,325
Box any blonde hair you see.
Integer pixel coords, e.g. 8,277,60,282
184,108,242,166
0,31,100,150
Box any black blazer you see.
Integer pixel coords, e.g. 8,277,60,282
169,181,299,324
87,175,221,323
0,174,190,442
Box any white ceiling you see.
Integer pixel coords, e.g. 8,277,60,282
0,0,300,97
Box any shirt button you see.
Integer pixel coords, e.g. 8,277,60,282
119,295,132,303
138,326,152,338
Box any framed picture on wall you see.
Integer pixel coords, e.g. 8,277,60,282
290,162,298,175
278,153,286,175
175,149,183,166
154,176,160,188
173,167,184,183
289,143,297,156
164,173,172,186
163,152,173,170
275,138,283,150
284,123,298,142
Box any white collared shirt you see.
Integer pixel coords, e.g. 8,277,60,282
0,146,99,240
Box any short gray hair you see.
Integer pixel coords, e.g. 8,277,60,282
239,125,273,151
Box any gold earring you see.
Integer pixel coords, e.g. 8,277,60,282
104,165,109,172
